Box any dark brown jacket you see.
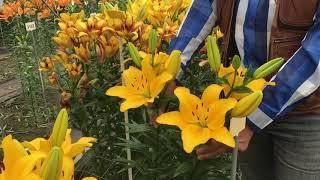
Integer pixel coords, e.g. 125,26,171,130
217,0,320,116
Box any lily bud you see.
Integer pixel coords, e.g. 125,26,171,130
207,35,221,73
136,2,148,21
253,58,284,79
148,29,158,55
231,91,263,118
127,42,141,67
232,55,241,70
166,50,181,78
40,147,63,180
49,109,68,147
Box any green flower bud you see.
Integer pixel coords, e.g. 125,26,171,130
40,147,63,180
148,29,158,56
232,55,241,70
127,42,141,67
207,35,221,73
49,108,68,147
136,2,148,21
253,58,284,79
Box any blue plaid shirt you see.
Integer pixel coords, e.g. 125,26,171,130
169,0,320,131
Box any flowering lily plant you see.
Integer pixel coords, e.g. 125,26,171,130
155,32,284,153
107,28,283,154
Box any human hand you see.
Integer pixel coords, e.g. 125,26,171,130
196,125,254,160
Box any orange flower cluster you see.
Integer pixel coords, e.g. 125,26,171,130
0,0,81,20
50,11,122,79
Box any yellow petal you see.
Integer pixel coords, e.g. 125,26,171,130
82,177,97,180
120,95,147,112
61,157,74,180
23,173,42,180
156,111,186,129
181,125,212,153
14,153,46,178
65,137,97,158
123,66,143,86
106,86,131,98
141,58,156,81
22,138,46,151
2,135,27,174
150,72,172,97
174,87,202,123
247,79,267,91
207,98,237,130
211,127,235,148
218,65,234,78
201,84,224,106
62,129,72,149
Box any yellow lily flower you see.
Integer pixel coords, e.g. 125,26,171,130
60,91,72,110
0,135,45,180
136,23,153,51
22,129,97,180
53,33,74,50
126,0,149,21
72,43,90,64
218,65,275,99
96,35,120,61
66,63,82,78
139,50,181,78
53,50,70,67
48,72,58,86
106,58,172,112
157,19,179,42
157,85,237,153
39,57,54,72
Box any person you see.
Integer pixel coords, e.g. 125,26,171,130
167,0,320,179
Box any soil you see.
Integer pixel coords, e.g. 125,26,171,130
0,48,51,141
0,53,15,84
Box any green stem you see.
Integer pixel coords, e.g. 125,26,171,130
151,53,155,67
226,70,237,98
190,159,199,180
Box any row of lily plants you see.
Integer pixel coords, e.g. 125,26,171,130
0,0,284,179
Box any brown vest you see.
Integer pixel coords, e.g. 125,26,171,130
217,0,320,116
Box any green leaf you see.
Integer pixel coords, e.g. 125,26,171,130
215,77,229,85
125,122,152,133
173,162,193,177
243,65,253,85
232,86,253,94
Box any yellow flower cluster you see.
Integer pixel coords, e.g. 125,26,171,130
0,109,97,180
155,33,284,153
125,0,191,47
52,11,121,67
106,49,182,112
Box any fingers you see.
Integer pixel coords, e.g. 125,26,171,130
196,140,231,160
196,139,221,154
238,127,253,152
197,146,227,160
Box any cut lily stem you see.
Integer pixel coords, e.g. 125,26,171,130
231,136,239,180
226,70,237,98
151,53,155,67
